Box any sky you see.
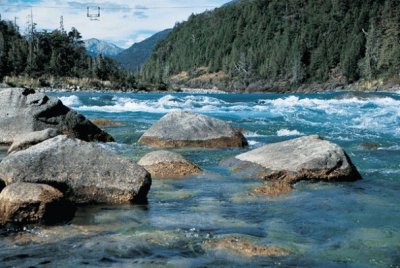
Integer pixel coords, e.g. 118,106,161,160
0,0,230,48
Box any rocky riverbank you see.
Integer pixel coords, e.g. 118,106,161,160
167,72,400,94
2,77,400,95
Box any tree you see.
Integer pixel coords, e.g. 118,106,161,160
362,20,382,80
378,0,400,76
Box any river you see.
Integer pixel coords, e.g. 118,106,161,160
1,91,399,267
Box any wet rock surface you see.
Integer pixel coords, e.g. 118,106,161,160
0,183,75,226
0,88,114,144
0,135,151,204
221,135,362,195
138,150,202,178
139,110,247,148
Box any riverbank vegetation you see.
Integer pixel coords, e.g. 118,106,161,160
0,18,136,90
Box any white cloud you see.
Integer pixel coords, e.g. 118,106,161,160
0,0,230,48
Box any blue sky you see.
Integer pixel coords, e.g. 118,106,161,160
0,0,230,48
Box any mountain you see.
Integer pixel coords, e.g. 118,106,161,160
142,0,400,92
114,29,172,71
84,38,124,57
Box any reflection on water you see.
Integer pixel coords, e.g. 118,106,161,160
0,91,399,267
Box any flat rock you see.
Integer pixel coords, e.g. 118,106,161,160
221,135,361,195
138,150,202,178
8,128,60,153
0,183,75,226
0,135,151,204
139,110,247,148
0,88,113,144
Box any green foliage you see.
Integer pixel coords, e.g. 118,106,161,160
143,0,400,85
0,18,135,89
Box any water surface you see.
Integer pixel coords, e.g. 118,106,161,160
1,91,399,267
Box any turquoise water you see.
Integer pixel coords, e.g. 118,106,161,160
1,91,399,267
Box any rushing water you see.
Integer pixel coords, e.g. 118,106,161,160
1,91,399,267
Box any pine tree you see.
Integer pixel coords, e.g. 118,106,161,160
378,0,400,76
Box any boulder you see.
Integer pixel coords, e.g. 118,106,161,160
221,135,361,195
138,150,202,178
0,135,151,204
0,183,75,226
139,110,247,148
8,128,60,153
0,88,113,144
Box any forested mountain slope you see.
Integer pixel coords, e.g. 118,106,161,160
142,0,400,91
114,29,171,71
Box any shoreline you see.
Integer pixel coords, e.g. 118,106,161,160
38,86,400,95
2,82,399,95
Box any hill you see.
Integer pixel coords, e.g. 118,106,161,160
84,38,123,57
141,0,400,92
114,29,172,71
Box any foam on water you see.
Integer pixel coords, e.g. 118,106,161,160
62,93,400,138
276,129,304,137
247,140,261,146
59,95,81,107
243,131,267,138
76,95,230,114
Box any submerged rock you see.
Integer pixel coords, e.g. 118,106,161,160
138,150,202,178
360,142,380,150
139,110,247,148
0,88,113,144
205,237,289,257
0,183,75,226
8,128,60,153
0,135,151,204
91,118,126,127
221,135,361,195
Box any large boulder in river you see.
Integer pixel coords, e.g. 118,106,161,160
139,110,248,148
8,128,60,153
0,183,75,226
0,135,151,204
138,150,202,178
0,88,113,144
221,135,361,195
